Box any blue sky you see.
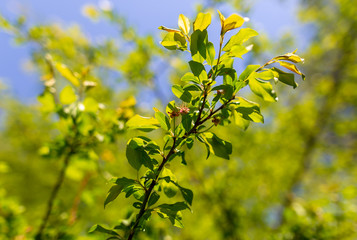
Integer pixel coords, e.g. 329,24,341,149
0,0,303,103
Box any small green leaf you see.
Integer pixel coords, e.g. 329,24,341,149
154,109,170,131
200,132,232,160
249,77,277,102
272,67,298,88
189,61,207,81
234,97,264,123
190,30,208,63
161,32,187,51
126,115,159,132
83,97,98,113
89,224,120,236
181,72,200,84
193,12,211,31
172,85,192,103
156,202,190,228
126,138,154,171
206,42,215,66
227,44,253,59
59,85,77,105
38,91,56,112
223,28,258,52
148,191,160,207
104,177,137,208
238,65,260,82
54,62,80,86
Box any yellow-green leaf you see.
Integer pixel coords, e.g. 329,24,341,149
54,62,80,87
217,10,225,28
178,14,190,36
193,12,211,31
59,85,77,105
223,14,244,34
158,26,182,34
126,114,160,132
278,61,303,75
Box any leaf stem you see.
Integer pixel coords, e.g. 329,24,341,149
35,148,74,239
127,137,177,240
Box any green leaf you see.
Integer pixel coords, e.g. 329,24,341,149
238,65,260,82
126,138,153,171
59,85,77,105
162,180,178,198
161,32,187,51
206,42,215,66
173,183,193,206
200,132,232,160
83,97,99,113
148,191,160,207
126,114,159,132
227,44,253,59
232,110,250,130
156,202,190,228
172,85,192,103
38,91,56,112
181,72,200,84
89,224,120,237
234,97,264,123
272,67,298,88
193,12,211,31
54,62,80,86
104,177,137,208
189,61,207,81
277,61,305,80
249,77,277,102
154,109,170,131
223,28,258,52
190,30,208,63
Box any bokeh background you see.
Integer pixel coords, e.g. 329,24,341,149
0,0,356,239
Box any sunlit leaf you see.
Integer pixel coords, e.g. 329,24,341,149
206,42,215,66
272,67,298,88
249,77,277,102
54,62,80,86
59,85,77,105
193,12,211,31
126,115,159,132
223,28,258,52
178,14,190,36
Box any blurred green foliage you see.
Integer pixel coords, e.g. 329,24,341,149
0,0,356,239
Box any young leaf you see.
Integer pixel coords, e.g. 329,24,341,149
223,28,258,52
59,85,77,105
161,32,187,51
234,97,264,123
172,85,192,103
222,14,245,34
188,61,207,81
238,65,260,82
104,177,136,207
54,62,80,86
272,67,298,88
178,14,190,36
193,12,211,31
158,26,181,33
154,109,171,131
89,224,120,237
181,72,200,84
200,132,232,160
126,115,159,132
206,42,215,66
190,30,208,63
148,191,160,207
249,77,278,102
